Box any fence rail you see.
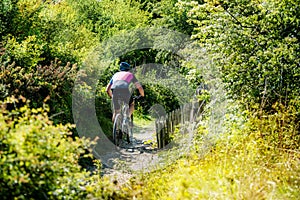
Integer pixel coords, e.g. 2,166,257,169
155,100,204,149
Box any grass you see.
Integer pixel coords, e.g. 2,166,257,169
120,112,300,200
125,135,299,199
132,112,155,127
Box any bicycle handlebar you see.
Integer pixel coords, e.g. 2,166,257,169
133,95,143,100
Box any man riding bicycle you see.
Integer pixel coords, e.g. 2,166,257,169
106,62,144,122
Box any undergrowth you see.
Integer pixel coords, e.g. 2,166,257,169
0,97,130,199
122,102,300,200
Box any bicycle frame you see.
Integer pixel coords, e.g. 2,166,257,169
113,100,133,146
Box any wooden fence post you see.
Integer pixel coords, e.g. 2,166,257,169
155,102,199,149
155,118,160,148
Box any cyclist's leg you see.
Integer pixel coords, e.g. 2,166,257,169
119,90,132,128
112,91,121,122
118,89,131,114
129,103,134,117
113,88,131,120
128,96,134,127
112,109,120,122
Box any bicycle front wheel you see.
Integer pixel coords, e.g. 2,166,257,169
113,114,122,146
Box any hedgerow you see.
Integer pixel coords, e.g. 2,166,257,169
0,97,129,199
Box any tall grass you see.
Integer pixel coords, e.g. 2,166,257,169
123,102,300,199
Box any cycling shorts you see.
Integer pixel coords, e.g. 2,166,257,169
112,88,133,110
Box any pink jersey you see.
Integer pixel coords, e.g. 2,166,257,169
109,71,138,89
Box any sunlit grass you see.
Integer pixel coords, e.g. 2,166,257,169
133,113,155,127
125,116,300,200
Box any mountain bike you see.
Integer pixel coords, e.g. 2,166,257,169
113,95,142,146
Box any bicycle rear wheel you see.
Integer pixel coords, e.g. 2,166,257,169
113,114,122,146
122,117,133,144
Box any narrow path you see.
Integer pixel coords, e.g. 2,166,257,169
99,115,196,185
100,119,161,185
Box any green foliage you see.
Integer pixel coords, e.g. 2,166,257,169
1,0,98,66
141,82,180,114
0,98,132,199
0,60,78,124
188,0,300,111
127,0,202,77
248,101,300,150
123,101,300,199
4,35,45,67
97,0,149,39
119,49,159,68
38,0,98,64
95,87,114,138
67,0,149,40
0,98,91,199
148,0,199,35
0,0,18,39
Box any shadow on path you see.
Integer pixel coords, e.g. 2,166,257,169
100,120,162,183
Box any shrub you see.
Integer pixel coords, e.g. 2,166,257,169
123,101,300,199
188,0,300,112
0,60,78,124
248,100,300,151
0,97,93,199
0,97,133,199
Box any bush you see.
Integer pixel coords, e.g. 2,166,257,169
248,100,300,151
188,0,300,112
0,60,78,124
123,101,300,200
135,82,180,117
0,97,133,199
0,97,93,199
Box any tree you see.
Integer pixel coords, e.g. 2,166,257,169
0,0,18,40
66,0,149,40
187,0,300,111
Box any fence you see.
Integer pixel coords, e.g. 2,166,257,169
155,99,204,149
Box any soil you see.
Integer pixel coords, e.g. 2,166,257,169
100,120,161,185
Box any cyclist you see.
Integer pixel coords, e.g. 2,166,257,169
106,62,144,122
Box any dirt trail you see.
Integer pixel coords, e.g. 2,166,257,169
100,120,161,184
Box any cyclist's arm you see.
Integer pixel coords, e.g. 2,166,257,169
131,74,144,97
106,80,113,98
134,82,144,97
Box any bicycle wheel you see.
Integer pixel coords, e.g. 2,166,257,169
113,114,122,146
121,117,132,144
121,123,129,144
127,116,133,143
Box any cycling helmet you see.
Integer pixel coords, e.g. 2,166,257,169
120,62,130,71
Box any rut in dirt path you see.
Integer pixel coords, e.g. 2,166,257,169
100,120,163,183
98,114,196,185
